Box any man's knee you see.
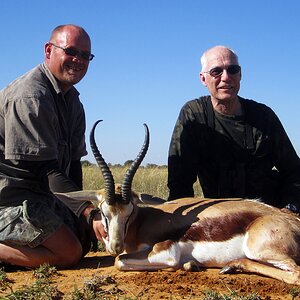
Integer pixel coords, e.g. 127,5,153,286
58,243,82,267
43,224,83,267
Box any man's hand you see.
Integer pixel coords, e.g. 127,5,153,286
83,206,107,242
284,203,299,214
92,212,107,241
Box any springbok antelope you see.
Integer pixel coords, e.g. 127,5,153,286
71,120,300,285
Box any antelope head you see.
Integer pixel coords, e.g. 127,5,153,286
90,120,149,256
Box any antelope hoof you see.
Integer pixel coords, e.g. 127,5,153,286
183,260,202,272
220,265,237,274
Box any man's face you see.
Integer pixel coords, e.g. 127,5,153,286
45,27,92,93
200,48,241,102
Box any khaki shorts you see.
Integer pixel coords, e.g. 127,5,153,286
0,195,78,248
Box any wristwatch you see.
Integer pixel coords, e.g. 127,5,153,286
86,208,101,226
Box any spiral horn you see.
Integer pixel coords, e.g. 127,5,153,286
122,124,150,203
90,120,116,205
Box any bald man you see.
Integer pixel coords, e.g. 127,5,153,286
168,45,300,213
0,24,104,269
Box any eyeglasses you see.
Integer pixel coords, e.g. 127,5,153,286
49,42,95,61
204,65,241,78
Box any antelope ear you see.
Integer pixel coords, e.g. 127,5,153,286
96,189,106,204
138,193,166,205
132,190,141,204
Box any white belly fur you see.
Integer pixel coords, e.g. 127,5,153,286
185,235,245,267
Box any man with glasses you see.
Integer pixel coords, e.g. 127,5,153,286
0,24,105,269
168,45,300,212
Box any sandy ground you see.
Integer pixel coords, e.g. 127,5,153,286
1,252,299,299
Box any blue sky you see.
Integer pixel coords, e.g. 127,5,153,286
1,1,299,165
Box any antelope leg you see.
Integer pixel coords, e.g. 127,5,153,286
116,241,181,271
221,258,300,285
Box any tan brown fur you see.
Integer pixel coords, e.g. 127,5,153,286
60,189,300,285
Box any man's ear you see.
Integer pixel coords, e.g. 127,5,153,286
44,42,52,59
199,72,207,87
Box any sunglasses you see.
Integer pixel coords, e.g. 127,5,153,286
204,65,241,78
49,42,95,61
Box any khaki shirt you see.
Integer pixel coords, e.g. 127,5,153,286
0,63,87,205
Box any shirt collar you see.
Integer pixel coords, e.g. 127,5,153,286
40,63,80,97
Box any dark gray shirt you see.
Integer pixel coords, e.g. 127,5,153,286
168,96,300,209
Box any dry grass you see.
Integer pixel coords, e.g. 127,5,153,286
83,165,203,199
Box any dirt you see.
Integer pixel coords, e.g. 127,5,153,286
1,252,299,299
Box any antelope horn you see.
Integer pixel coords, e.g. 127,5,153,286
122,123,149,203
90,120,116,205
